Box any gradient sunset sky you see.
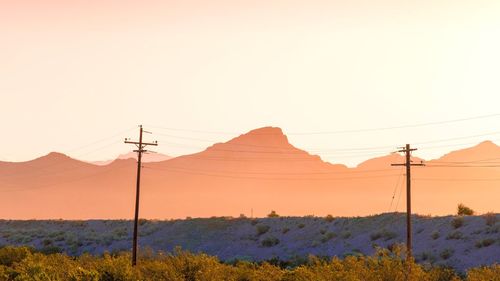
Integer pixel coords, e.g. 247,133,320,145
1,0,500,166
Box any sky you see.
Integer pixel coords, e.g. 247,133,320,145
1,0,500,166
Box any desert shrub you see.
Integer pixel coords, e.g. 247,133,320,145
466,264,500,281
267,210,280,218
1,245,499,280
370,232,382,241
431,231,440,240
320,232,336,243
39,245,63,255
319,229,326,235
14,253,100,281
261,237,280,247
370,229,397,241
282,227,290,234
446,231,463,240
418,251,436,263
256,225,270,236
325,214,335,223
475,238,495,248
482,212,497,226
451,217,464,229
0,246,33,266
42,238,53,246
297,223,305,229
440,248,454,260
250,219,259,226
341,231,352,239
457,203,474,215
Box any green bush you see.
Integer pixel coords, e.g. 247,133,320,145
457,204,474,216
325,214,335,223
440,248,454,260
320,232,336,243
446,231,463,240
451,217,464,229
261,237,280,247
267,210,280,218
475,239,495,248
256,225,270,236
370,229,397,241
0,246,33,266
482,212,497,226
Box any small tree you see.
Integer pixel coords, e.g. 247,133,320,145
457,203,474,215
267,210,279,218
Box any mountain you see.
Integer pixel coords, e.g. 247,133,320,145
89,152,172,166
0,127,499,219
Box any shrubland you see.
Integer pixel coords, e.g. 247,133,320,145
0,245,498,281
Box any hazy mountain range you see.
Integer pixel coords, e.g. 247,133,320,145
89,152,172,166
0,127,499,219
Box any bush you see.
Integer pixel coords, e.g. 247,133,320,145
451,217,464,229
457,203,474,215
467,264,500,281
261,237,280,247
431,231,440,240
282,227,290,234
482,212,497,226
446,231,463,240
341,231,351,239
440,248,454,260
267,210,279,218
256,225,270,236
320,232,336,243
370,229,397,241
297,223,305,229
0,246,499,280
39,245,63,255
325,214,335,223
475,239,495,248
0,246,33,266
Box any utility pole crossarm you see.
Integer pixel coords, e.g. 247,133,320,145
124,140,158,146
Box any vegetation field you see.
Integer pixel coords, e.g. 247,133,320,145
0,245,499,281
1,213,498,273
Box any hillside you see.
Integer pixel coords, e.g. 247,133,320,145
0,214,498,272
0,127,500,219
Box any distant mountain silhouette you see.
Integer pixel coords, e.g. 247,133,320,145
0,127,499,219
89,152,172,166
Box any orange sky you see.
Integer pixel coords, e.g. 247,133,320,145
1,0,500,166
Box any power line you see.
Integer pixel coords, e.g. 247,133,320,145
145,165,397,176
144,166,401,181
414,177,500,182
148,113,500,136
388,167,404,212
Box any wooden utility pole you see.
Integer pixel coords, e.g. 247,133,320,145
125,125,157,266
391,144,424,259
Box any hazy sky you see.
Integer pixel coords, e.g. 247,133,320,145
1,0,500,166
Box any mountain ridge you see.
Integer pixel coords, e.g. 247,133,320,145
0,127,499,219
